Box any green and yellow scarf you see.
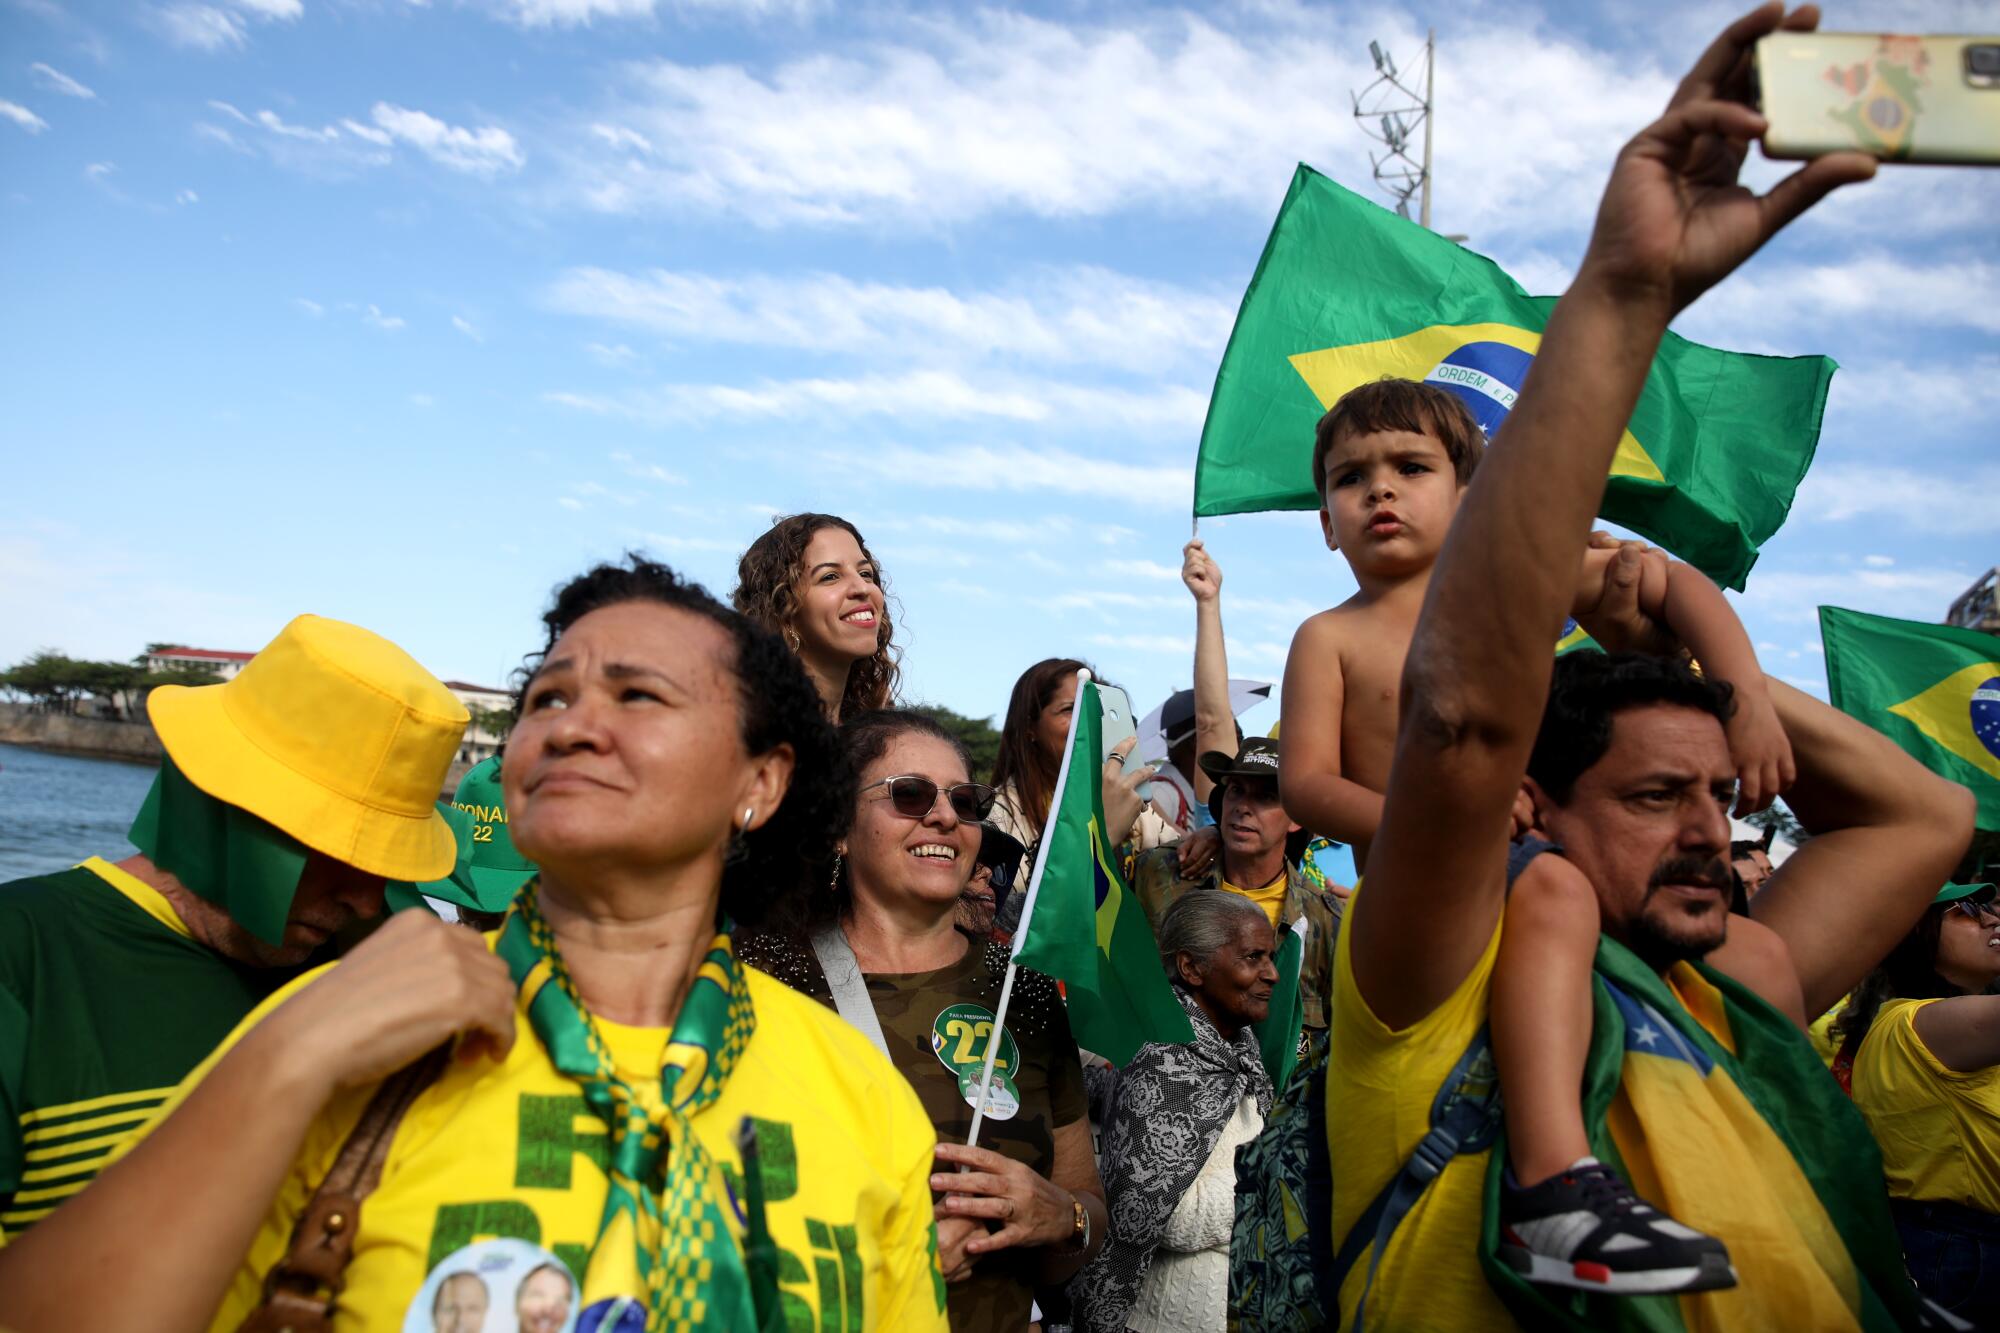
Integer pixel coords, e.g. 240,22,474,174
495,883,759,1331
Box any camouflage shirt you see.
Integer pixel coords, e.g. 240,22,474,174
737,928,1087,1333
1127,849,1341,1033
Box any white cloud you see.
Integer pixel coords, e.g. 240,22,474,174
452,314,483,342
545,264,1234,372
835,442,1190,508
1863,555,1895,569
1102,558,1179,582
29,63,96,100
557,496,584,511
0,100,48,134
155,0,299,51
1679,254,2000,346
588,123,652,153
175,188,199,204
339,117,392,147
256,108,337,141
609,450,685,484
559,6,1670,232
1734,564,1980,624
82,161,114,180
546,369,1206,430
480,0,815,28
370,103,523,176
410,392,436,407
363,304,405,331
293,297,324,316
157,5,252,50
195,122,250,152
585,341,638,367
1792,463,2000,537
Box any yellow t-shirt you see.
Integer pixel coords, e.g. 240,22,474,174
1223,870,1289,929
1807,997,1849,1069
129,958,948,1332
1853,997,2000,1213
1328,913,1867,1331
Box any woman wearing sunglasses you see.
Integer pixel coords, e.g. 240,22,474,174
740,709,1106,1333
1832,877,2000,1322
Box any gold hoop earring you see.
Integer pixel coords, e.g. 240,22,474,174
786,628,801,653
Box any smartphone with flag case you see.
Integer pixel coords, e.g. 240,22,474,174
1756,32,2000,164
1096,683,1154,804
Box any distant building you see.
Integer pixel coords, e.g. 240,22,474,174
143,647,254,680
443,680,514,764
1946,568,1999,635
140,649,511,762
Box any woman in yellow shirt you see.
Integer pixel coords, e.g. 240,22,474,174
0,557,948,1333
1837,879,2000,1323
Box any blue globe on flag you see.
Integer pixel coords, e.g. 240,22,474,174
1972,676,2000,761
1424,341,1537,439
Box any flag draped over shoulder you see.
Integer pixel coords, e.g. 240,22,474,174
1480,937,1923,1331
1193,165,1837,590
1010,677,1194,1065
1822,604,2000,828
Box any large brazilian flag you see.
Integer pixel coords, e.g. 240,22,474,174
1821,605,2000,828
1194,166,1837,590
1010,676,1194,1065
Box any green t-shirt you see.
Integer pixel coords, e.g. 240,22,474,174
740,930,1088,1333
0,857,287,1239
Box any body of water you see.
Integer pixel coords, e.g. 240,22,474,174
0,743,158,882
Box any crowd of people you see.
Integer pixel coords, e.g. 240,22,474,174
0,6,1994,1331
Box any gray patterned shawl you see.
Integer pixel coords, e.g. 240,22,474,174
1069,986,1274,1332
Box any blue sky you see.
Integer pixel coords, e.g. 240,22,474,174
3,0,1994,735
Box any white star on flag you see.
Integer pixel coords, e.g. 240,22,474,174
1633,1023,1661,1048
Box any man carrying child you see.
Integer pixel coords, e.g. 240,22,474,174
1281,4,1975,1327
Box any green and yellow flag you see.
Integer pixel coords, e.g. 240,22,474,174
1010,676,1195,1065
1194,165,1838,590
1821,605,2000,828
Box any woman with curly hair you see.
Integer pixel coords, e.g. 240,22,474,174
734,512,899,721
739,709,1105,1333
1832,878,2000,1323
0,556,948,1333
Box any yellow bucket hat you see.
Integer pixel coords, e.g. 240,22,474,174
146,614,470,882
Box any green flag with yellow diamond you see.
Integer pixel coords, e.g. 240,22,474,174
1821,605,2000,828
1193,165,1838,590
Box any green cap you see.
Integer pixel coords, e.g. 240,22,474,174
1934,881,1997,906
392,758,537,915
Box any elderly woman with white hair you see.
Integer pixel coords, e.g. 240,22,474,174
1070,890,1277,1332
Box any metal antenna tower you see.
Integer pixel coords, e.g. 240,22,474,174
1352,29,1436,228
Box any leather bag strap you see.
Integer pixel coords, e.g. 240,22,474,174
236,1044,451,1333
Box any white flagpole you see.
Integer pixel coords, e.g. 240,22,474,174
967,667,1092,1149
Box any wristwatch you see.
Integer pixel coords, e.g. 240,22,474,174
1063,1193,1090,1251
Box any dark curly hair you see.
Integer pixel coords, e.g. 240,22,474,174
517,553,853,936
1528,652,1735,805
732,513,900,720
810,708,973,931
1830,904,1957,1060
1311,377,1486,499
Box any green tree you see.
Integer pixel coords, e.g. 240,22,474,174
465,702,518,744
909,702,1003,780
1742,801,1807,847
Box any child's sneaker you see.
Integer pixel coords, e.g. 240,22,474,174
1497,1157,1737,1295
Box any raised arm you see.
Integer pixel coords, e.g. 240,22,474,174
1353,3,1875,1029
1277,614,1383,845
1747,680,1975,1018
1183,537,1235,802
1575,548,1794,810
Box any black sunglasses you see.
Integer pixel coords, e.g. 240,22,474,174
1949,887,1998,922
863,775,998,823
